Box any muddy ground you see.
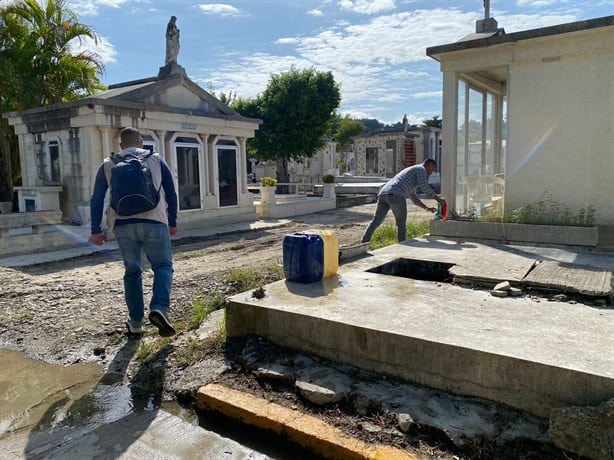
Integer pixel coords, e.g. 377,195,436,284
0,203,577,459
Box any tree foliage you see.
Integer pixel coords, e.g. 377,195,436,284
422,115,442,128
0,0,105,200
332,114,364,151
232,67,340,183
359,118,386,134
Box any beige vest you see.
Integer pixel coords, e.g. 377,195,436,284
103,148,168,230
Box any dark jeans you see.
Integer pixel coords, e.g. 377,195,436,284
361,194,407,243
114,222,173,322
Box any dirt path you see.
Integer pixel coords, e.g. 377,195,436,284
0,203,419,368
0,202,576,459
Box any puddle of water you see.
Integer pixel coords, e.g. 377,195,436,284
0,349,102,435
0,349,324,459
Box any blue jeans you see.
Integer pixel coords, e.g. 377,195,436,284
361,194,408,243
114,222,173,322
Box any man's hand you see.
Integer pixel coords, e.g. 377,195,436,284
89,233,106,246
426,206,437,213
169,226,178,236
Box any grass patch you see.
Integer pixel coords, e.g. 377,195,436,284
369,220,430,250
135,337,171,362
468,192,596,227
108,331,124,345
187,289,226,330
174,324,227,368
223,267,264,292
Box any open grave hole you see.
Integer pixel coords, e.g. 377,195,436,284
367,258,455,283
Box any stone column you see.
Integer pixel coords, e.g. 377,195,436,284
441,70,458,211
238,137,247,193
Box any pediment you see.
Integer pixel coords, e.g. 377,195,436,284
95,73,236,117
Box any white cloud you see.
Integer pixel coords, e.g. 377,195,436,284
196,53,314,99
69,0,131,16
194,5,581,123
516,0,558,7
276,37,299,45
497,13,578,32
338,0,396,15
69,35,117,65
307,8,325,17
196,3,242,17
292,9,479,67
412,91,442,99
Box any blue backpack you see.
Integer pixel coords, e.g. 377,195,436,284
109,151,161,216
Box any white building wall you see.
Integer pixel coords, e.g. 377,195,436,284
505,29,614,224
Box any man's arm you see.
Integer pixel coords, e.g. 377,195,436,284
410,168,442,212
160,157,178,232
90,164,108,235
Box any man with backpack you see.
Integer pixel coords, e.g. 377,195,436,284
89,127,178,337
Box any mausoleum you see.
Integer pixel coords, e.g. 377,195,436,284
4,16,261,231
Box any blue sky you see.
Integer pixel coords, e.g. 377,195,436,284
8,0,613,125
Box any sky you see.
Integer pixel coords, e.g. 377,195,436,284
5,0,613,125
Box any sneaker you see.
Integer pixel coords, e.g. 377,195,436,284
126,319,144,334
148,309,176,337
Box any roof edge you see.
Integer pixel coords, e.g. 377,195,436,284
426,15,614,58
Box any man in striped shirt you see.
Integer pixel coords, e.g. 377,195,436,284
361,159,445,243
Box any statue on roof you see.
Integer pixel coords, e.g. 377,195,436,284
165,16,180,65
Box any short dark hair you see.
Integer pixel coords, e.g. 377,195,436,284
424,158,437,168
119,127,142,147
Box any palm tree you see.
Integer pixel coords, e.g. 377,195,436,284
0,0,105,201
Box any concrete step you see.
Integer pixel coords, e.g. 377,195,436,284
226,239,614,418
197,383,416,460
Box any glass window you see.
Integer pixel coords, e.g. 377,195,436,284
217,144,238,207
366,147,378,174
467,88,484,176
456,77,506,216
177,144,201,210
48,141,61,183
456,80,467,212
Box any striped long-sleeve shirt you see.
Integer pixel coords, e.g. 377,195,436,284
378,164,437,207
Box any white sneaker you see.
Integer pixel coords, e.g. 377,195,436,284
126,319,144,334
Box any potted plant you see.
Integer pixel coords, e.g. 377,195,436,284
259,176,277,205
322,174,336,198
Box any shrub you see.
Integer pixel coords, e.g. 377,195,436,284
510,192,596,227
260,176,277,186
322,174,335,183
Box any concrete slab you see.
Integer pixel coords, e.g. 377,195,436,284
0,409,273,459
226,238,614,418
522,260,612,296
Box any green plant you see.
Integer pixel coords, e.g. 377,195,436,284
322,174,335,183
509,192,596,227
108,332,124,346
188,290,226,330
369,221,430,250
224,267,264,292
175,323,227,368
260,176,277,186
135,337,171,361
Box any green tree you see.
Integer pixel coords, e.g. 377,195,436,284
332,114,364,152
360,118,385,134
422,115,442,128
233,67,341,184
0,0,105,202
